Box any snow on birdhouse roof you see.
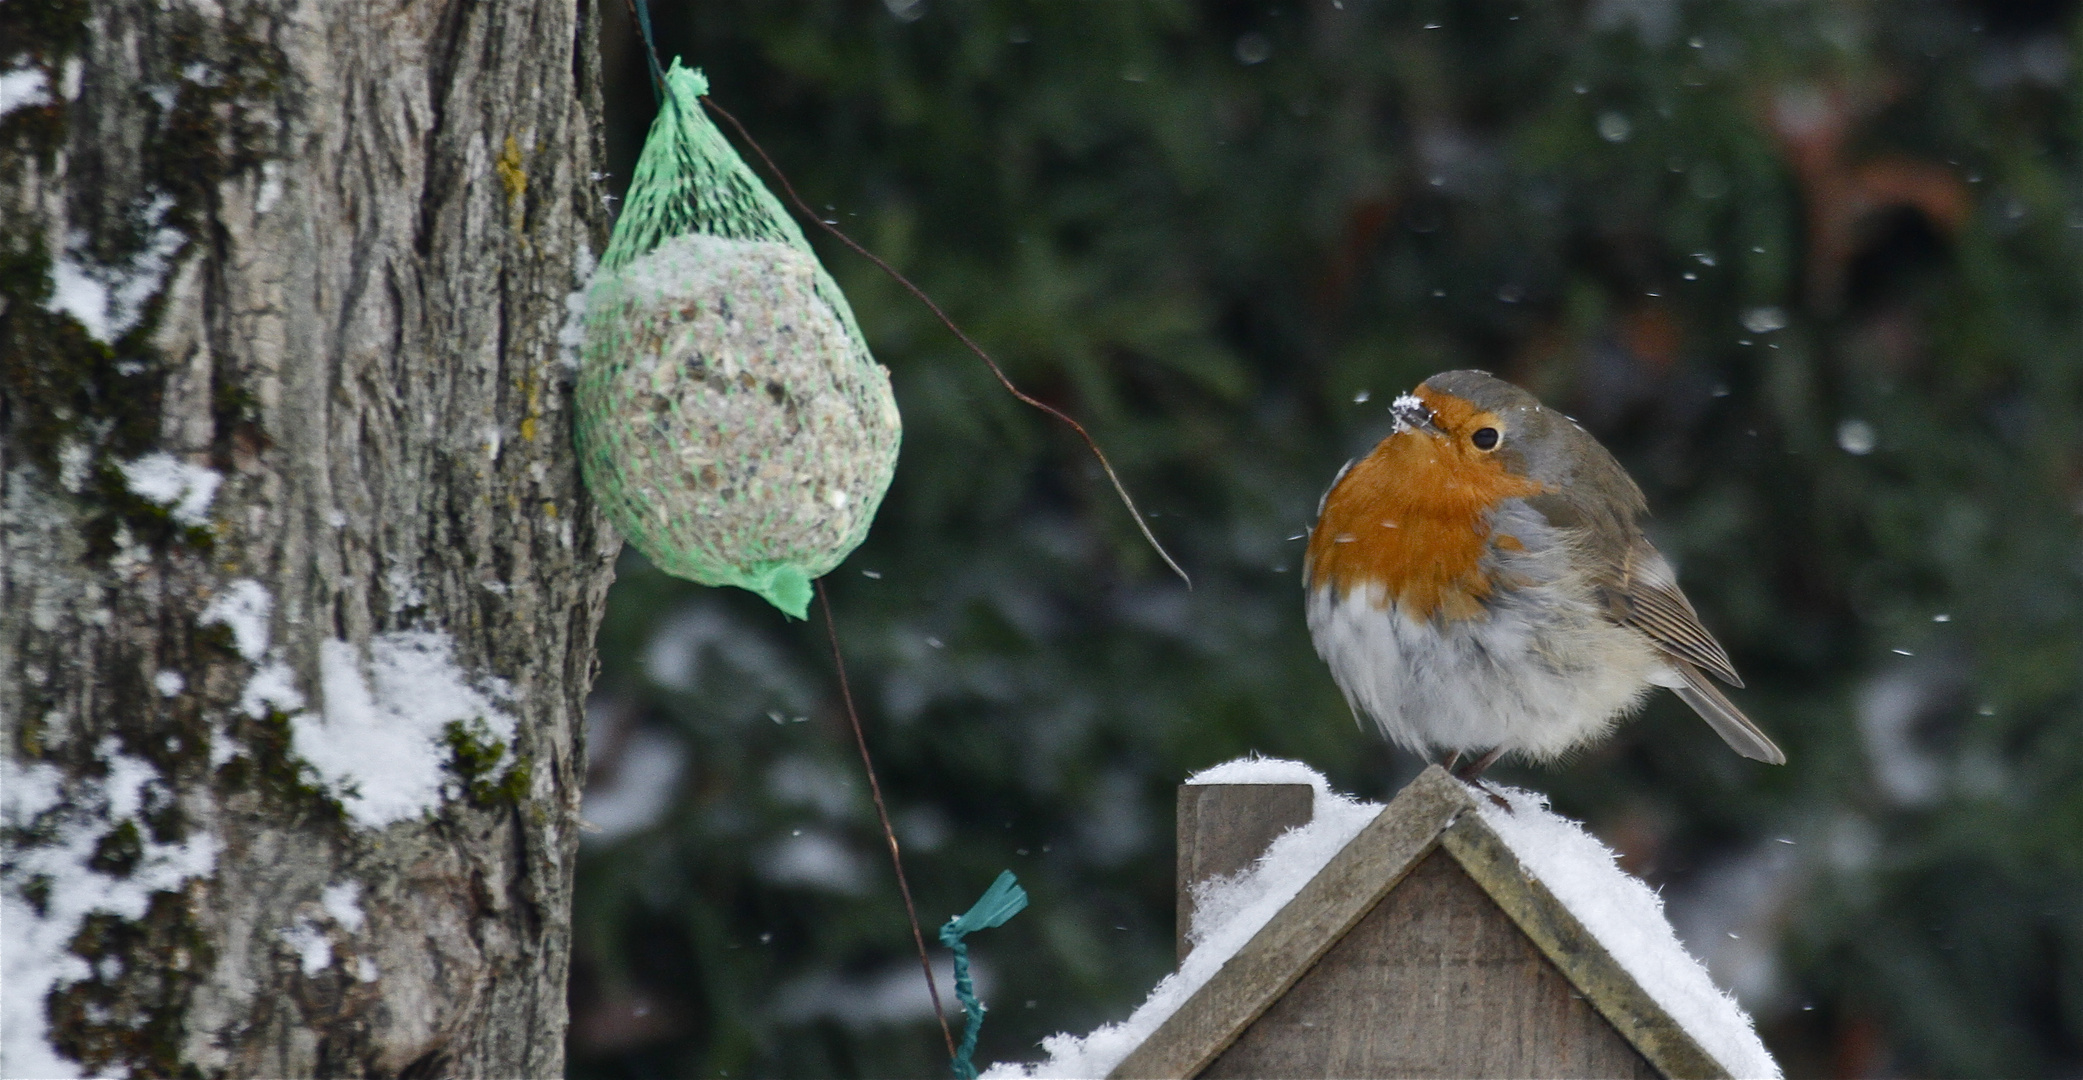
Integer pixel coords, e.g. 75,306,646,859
985,759,1779,1080
1473,783,1780,1079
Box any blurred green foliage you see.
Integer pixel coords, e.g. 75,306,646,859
569,2,2083,1077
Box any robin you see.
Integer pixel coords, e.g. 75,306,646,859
1305,369,1784,779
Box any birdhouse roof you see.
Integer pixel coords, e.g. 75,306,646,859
987,763,1778,1080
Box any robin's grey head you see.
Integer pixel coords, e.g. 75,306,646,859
1413,370,1643,514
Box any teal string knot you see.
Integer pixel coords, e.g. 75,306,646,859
940,870,1029,1080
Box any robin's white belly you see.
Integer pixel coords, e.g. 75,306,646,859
1305,569,1670,762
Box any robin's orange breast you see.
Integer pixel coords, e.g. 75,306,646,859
1307,394,1543,622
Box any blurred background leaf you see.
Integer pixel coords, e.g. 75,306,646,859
570,2,2083,1076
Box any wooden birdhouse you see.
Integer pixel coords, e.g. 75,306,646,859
986,761,1779,1080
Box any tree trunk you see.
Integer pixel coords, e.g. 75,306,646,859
2,1,614,1075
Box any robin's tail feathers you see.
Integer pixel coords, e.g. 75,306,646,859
1673,664,1786,765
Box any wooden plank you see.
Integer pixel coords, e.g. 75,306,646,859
1199,849,1661,1079
1176,783,1316,961
1111,768,1475,1080
1441,814,1730,1080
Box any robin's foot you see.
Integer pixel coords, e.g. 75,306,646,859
1452,747,1505,781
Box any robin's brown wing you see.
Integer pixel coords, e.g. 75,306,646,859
1610,540,1744,688
1602,539,1785,763
1528,481,1744,687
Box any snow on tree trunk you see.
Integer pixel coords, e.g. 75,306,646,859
1,1,616,1075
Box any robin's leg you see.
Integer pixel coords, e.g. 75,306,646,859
1450,748,1513,810
1453,747,1505,781
1440,751,1463,774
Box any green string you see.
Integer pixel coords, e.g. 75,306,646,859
939,871,1029,1079
629,0,667,102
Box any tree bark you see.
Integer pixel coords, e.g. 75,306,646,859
2,1,613,1076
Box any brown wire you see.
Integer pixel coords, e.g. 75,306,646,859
700,95,1192,590
817,578,957,1060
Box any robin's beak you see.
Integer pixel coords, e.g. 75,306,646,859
1391,393,1441,436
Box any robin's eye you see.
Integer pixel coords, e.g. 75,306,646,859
1471,427,1500,451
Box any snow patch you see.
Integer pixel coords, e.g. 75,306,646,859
254,161,283,215
118,452,222,526
0,65,51,116
238,659,304,718
44,197,186,345
1666,842,1802,1015
383,565,426,614
154,670,185,697
280,919,333,976
208,720,242,767
986,758,1378,1079
321,882,365,933
46,254,116,341
1475,786,1781,1079
558,242,597,370
2,749,220,1080
201,579,273,660
1183,755,1331,787
56,440,92,493
1389,392,1430,433
294,631,517,828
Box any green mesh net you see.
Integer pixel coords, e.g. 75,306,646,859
576,61,901,618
